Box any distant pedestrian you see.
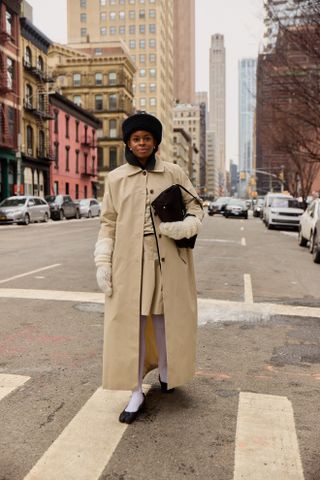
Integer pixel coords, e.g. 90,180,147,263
94,112,203,424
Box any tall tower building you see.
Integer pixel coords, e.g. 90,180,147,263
173,0,195,104
209,34,226,194
67,0,174,161
238,58,257,198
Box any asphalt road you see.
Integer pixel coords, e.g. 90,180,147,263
1,213,320,480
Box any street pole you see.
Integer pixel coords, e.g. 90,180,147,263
16,133,22,195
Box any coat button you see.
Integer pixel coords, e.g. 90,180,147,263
143,171,147,176
150,189,154,194
159,234,162,238
161,257,165,262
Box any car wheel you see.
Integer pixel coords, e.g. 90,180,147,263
43,212,49,223
75,209,80,219
59,209,65,221
244,213,248,219
267,222,273,230
298,229,308,247
88,210,92,218
208,213,213,216
23,213,30,225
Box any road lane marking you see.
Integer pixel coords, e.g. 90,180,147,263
0,264,61,285
243,274,253,304
198,238,241,244
241,237,246,246
234,392,304,480
2,289,320,323
240,226,244,231
0,374,30,402
23,385,150,480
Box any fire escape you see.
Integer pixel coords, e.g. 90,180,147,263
81,130,97,178
0,53,13,148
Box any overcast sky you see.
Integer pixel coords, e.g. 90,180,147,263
27,0,265,166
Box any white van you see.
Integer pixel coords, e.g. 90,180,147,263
263,192,304,229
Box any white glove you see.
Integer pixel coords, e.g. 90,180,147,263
159,215,202,240
96,264,112,296
94,238,114,296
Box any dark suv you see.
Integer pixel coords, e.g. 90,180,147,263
45,195,80,221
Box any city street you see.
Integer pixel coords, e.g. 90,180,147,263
1,213,320,479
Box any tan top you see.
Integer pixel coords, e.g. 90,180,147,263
144,189,154,235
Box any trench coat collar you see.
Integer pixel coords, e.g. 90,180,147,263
126,156,165,176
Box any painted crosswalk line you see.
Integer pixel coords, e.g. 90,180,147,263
234,392,304,480
0,374,30,402
23,386,150,480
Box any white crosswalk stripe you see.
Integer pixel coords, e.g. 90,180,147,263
0,374,30,402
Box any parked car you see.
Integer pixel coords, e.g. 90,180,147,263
298,199,320,250
45,194,80,221
79,198,101,218
0,196,50,225
253,198,265,218
208,197,231,216
263,194,303,230
224,198,248,219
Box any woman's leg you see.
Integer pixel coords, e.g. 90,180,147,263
152,314,168,383
125,315,146,412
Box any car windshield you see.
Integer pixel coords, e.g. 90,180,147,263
228,199,245,207
0,198,26,207
80,200,90,206
271,198,299,208
215,197,230,204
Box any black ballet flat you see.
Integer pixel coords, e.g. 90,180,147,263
159,375,175,393
119,394,146,424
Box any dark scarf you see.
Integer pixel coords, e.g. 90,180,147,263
125,146,156,171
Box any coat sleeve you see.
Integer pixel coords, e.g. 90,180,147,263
98,176,117,241
176,167,204,221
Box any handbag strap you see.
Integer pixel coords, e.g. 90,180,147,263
149,205,162,273
175,184,203,207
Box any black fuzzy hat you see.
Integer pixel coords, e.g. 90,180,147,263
122,112,162,146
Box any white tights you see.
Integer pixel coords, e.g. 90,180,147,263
125,314,167,412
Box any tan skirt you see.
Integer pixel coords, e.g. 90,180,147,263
140,234,164,316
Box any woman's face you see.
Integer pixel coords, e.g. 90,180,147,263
128,130,156,162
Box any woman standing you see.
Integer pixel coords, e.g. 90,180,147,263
94,112,203,424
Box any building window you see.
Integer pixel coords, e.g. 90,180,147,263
54,110,58,133
76,121,79,142
100,0,106,5
66,146,70,171
39,130,45,156
140,98,146,107
80,13,86,22
84,153,88,173
73,73,81,86
129,25,135,34
109,119,117,138
54,142,59,167
149,38,156,48
139,24,145,33
109,94,117,111
84,125,88,144
65,116,70,138
25,46,32,66
26,125,33,155
129,10,135,19
139,83,146,92
139,9,145,18
7,107,15,141
98,148,104,169
150,97,156,106
76,150,80,173
139,69,146,77
149,82,156,92
80,0,86,6
149,54,156,63
129,0,135,4
110,26,116,35
108,72,117,85
25,84,33,107
5,9,13,36
95,72,103,85
73,95,81,106
110,12,116,20
7,58,14,90
139,39,145,49
95,94,103,110
80,28,87,37
139,54,146,63
95,48,103,56
129,40,136,49
119,25,125,34
100,11,106,21
149,9,156,17
100,27,107,36
84,185,87,198
75,184,79,199
37,55,44,72
119,11,125,19
109,148,117,170
66,182,69,194
149,24,156,33
54,181,59,193
149,68,156,77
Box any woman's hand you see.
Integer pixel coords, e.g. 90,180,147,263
94,237,114,296
96,264,112,296
159,215,202,240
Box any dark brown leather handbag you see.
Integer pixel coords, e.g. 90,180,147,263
151,184,202,249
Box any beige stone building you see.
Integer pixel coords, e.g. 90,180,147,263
67,0,174,161
173,0,195,104
173,127,191,176
206,130,218,197
173,103,200,190
48,42,135,195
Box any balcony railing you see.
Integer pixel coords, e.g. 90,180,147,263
81,169,97,177
37,148,55,161
23,60,53,83
23,101,54,120
81,136,96,149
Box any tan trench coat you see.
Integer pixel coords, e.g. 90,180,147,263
98,157,204,390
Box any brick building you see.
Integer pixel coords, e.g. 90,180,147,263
0,0,21,201
49,92,101,200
